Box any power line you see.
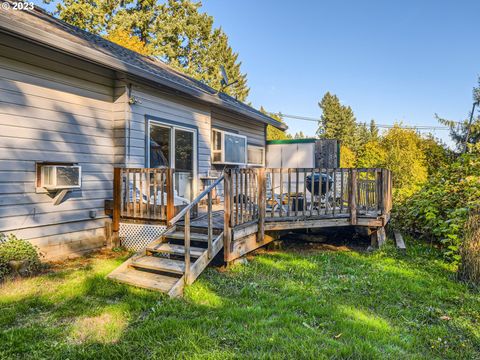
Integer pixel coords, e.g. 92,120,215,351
270,112,452,131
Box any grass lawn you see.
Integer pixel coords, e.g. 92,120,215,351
0,240,479,359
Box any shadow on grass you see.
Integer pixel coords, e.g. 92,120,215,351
0,245,479,359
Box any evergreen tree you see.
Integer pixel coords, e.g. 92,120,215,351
369,119,380,141
46,0,250,101
294,131,306,139
317,92,357,149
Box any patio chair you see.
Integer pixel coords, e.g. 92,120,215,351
265,172,288,215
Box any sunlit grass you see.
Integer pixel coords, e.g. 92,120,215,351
0,242,478,359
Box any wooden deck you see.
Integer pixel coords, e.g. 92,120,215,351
108,167,392,296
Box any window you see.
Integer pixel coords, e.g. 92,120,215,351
149,125,171,168
148,119,197,201
212,129,247,165
247,145,265,166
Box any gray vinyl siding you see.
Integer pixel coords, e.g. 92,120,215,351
0,33,114,257
127,84,212,179
211,108,267,147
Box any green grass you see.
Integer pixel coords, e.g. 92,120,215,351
0,241,479,359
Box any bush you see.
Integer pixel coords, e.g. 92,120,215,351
458,210,480,285
393,151,480,262
0,234,42,280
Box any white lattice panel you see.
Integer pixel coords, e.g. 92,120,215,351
119,222,167,251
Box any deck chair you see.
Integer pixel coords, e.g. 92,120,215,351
265,172,288,215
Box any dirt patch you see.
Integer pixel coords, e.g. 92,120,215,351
279,226,371,252
45,248,131,274
70,313,126,344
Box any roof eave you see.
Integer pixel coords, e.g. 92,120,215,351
0,12,288,131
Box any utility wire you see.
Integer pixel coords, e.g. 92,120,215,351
270,112,452,131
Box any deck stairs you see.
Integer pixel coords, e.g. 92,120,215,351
107,226,224,297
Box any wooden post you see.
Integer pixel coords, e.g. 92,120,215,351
166,168,175,225
257,168,266,243
377,226,386,248
340,169,344,214
379,169,386,215
113,168,121,233
207,191,213,259
349,169,357,225
184,210,191,284
223,170,232,261
389,170,393,212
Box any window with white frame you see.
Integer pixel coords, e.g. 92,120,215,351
247,145,265,166
212,129,247,165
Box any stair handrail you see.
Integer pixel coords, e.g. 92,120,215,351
163,173,224,285
168,174,224,227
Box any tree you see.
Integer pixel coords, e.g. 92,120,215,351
381,124,428,200
436,78,480,151
46,0,250,101
317,92,357,149
261,107,291,140
104,28,152,56
419,134,451,176
356,140,386,168
356,120,382,166
369,119,380,141
294,131,306,139
44,0,118,34
339,145,356,168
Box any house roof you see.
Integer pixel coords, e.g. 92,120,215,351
0,3,287,130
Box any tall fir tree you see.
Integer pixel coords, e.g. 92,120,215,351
46,0,250,101
317,92,357,149
369,119,380,141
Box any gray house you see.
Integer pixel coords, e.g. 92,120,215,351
0,5,286,260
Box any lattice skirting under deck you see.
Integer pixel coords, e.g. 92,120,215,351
119,222,167,251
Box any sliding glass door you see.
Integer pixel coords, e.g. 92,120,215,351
149,120,196,202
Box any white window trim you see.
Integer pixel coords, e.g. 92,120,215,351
211,128,247,165
247,144,265,166
147,119,198,198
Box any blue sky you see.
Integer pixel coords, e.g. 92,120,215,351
200,0,480,143
36,0,480,143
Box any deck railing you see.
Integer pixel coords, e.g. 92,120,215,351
223,167,392,227
112,167,392,259
225,168,260,228
112,168,174,232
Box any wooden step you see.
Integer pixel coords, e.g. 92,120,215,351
131,256,185,274
108,267,179,292
164,231,210,242
147,243,205,257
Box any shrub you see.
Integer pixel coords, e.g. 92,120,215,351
0,234,42,280
393,150,480,262
458,209,480,285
